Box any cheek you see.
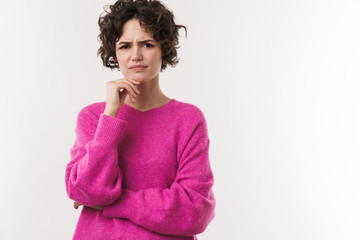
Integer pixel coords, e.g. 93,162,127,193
117,59,129,71
151,57,162,71
116,51,128,62
152,52,163,67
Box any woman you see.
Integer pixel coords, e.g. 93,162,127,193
65,0,216,239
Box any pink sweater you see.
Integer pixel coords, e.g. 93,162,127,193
65,98,216,240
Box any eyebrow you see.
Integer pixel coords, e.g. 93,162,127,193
117,39,156,45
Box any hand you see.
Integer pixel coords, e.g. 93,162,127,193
104,77,141,117
73,201,104,210
73,201,82,209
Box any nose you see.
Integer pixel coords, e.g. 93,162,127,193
131,46,143,61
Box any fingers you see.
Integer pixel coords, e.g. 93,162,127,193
119,79,141,103
125,79,141,95
108,79,140,97
73,202,104,211
105,78,141,107
129,94,134,103
122,85,137,103
73,201,82,209
127,78,141,90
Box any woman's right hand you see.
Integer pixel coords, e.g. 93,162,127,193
104,78,141,117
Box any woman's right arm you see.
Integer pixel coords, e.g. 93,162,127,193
65,108,128,207
66,78,140,207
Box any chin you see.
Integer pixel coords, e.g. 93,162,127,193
131,75,146,82
131,74,157,82
122,72,142,81
123,70,158,82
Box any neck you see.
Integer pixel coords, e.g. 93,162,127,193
124,74,170,111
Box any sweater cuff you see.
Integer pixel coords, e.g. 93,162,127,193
94,113,128,145
102,189,135,219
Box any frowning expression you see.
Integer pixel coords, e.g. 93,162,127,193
115,18,163,82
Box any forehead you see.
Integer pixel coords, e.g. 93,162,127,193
118,18,154,41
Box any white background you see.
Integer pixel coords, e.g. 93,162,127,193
0,0,359,239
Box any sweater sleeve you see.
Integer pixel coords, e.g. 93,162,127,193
102,110,216,236
65,108,128,206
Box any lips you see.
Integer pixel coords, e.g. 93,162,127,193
130,65,147,69
130,65,147,72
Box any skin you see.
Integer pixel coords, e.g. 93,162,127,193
103,18,171,117
117,18,171,111
74,18,171,210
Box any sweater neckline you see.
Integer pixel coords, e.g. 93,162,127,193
121,98,176,115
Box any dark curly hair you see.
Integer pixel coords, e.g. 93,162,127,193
97,0,187,71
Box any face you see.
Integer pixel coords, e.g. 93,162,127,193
115,18,163,82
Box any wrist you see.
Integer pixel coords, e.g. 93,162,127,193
103,108,118,118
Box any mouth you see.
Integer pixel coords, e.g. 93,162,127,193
130,65,147,72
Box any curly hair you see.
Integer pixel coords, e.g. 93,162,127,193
97,0,187,71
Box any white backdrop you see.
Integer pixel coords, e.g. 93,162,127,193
0,0,359,239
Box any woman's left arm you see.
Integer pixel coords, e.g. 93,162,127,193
101,111,216,236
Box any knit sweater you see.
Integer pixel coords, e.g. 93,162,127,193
65,98,216,240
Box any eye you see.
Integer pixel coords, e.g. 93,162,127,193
144,43,154,48
119,45,128,50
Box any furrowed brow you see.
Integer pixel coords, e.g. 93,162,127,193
117,39,156,45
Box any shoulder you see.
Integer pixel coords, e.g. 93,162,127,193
75,101,106,130
173,100,210,155
172,100,208,135
173,99,207,123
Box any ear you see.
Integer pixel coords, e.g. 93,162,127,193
113,55,119,68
